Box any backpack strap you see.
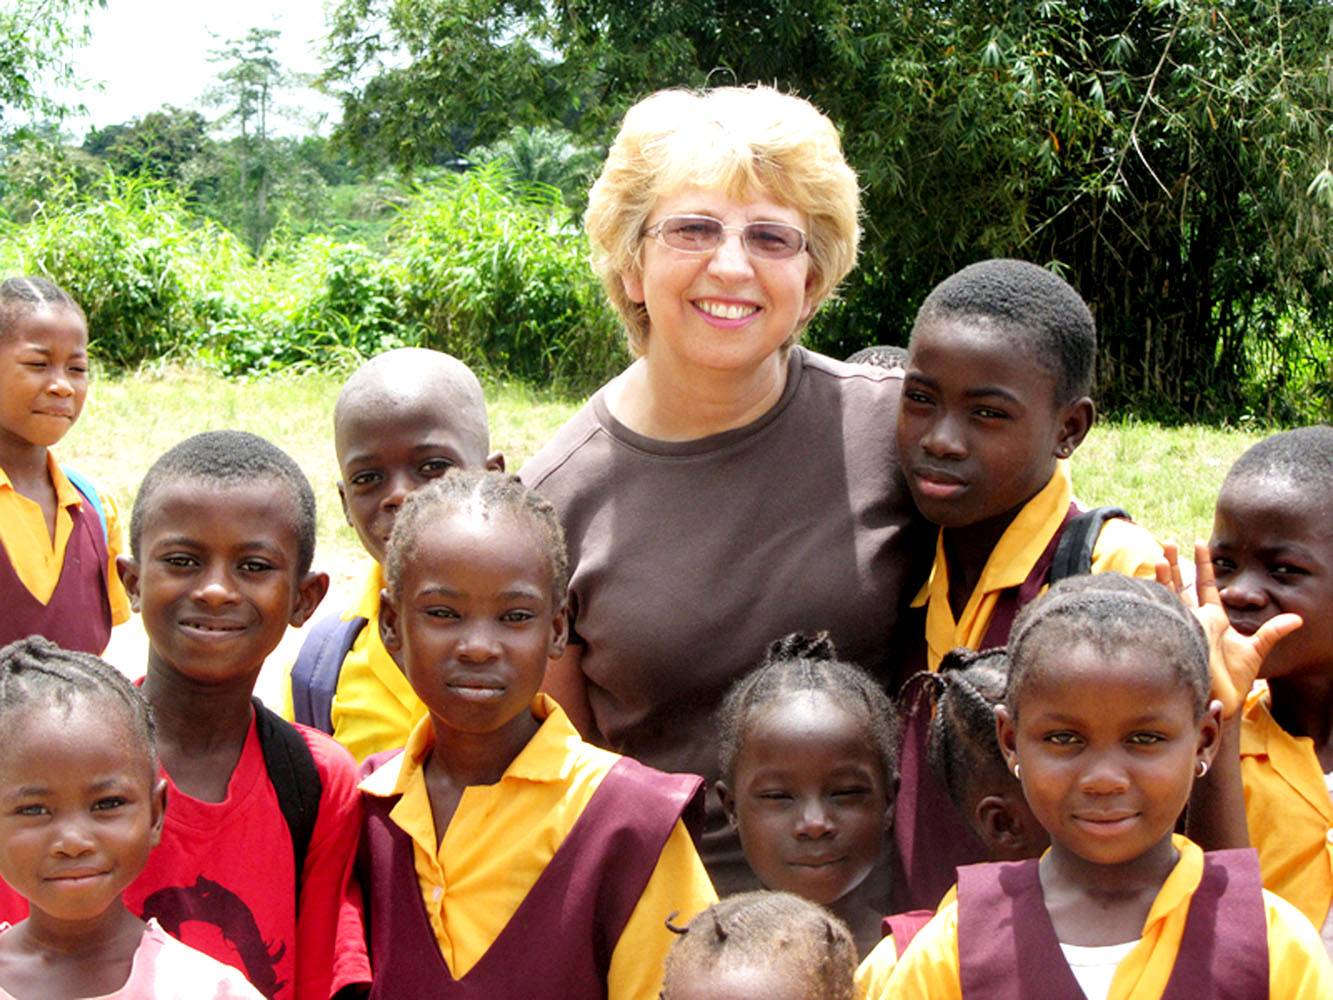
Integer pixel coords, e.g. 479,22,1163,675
61,465,107,538
252,699,323,902
1048,506,1131,585
290,614,368,735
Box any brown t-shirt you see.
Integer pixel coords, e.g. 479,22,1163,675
520,348,925,893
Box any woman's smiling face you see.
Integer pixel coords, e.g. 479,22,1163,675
621,186,813,377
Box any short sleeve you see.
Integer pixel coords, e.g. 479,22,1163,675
294,726,371,999
100,490,131,625
1264,890,1333,998
1090,516,1163,581
607,818,718,1000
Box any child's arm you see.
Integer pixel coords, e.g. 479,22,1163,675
1162,543,1303,850
101,491,132,625
292,731,372,1000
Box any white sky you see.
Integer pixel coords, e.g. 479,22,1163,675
56,0,341,139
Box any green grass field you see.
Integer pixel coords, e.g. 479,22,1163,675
61,367,1265,567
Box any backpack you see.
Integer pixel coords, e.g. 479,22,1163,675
252,698,323,902
61,465,107,537
290,614,369,735
1049,506,1130,584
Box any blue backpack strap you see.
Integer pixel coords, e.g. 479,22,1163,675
290,614,368,735
61,465,107,538
1048,506,1131,584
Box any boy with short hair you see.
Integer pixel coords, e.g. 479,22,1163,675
893,258,1162,909
0,430,372,999
284,348,502,762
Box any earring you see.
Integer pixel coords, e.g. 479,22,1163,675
1013,764,1022,781
1056,445,1071,458
1195,760,1210,779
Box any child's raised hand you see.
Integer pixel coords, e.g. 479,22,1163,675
1163,541,1303,718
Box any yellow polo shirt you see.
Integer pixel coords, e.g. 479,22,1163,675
0,455,129,628
282,563,428,763
913,462,1163,668
875,836,1333,998
358,695,717,1000
855,885,959,998
1241,684,1333,929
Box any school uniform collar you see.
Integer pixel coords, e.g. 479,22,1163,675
911,461,1075,609
359,693,579,798
0,453,84,510
1241,682,1333,819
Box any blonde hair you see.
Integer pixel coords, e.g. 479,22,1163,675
585,85,861,357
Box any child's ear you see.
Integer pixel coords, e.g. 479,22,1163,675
995,705,1020,778
715,781,737,827
379,589,403,655
1196,698,1224,771
290,571,330,627
149,778,168,848
976,793,1030,860
547,601,569,660
486,451,505,473
117,555,142,613
1053,396,1095,459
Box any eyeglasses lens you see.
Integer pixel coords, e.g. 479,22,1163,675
656,216,804,259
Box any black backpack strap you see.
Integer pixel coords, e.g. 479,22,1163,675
252,699,323,901
1048,506,1131,584
290,614,368,735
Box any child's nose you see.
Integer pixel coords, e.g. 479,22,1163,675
51,816,96,857
919,414,967,460
381,472,412,512
46,375,75,398
1218,569,1268,610
794,800,835,839
193,566,240,606
456,626,501,662
1078,753,1131,795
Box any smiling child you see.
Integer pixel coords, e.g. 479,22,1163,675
358,470,714,998
879,576,1333,999
0,637,262,999
71,430,367,999
714,633,897,958
0,277,130,653
285,348,503,761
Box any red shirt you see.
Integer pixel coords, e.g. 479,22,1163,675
0,718,371,1000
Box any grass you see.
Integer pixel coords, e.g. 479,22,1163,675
61,367,1262,566
59,366,580,571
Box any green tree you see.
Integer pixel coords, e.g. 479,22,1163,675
468,124,599,205
206,27,293,251
0,0,105,131
82,105,209,184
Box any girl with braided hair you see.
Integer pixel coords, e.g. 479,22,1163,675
714,633,897,958
0,637,263,998
661,890,857,1000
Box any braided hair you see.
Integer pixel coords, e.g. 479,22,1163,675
911,647,1012,814
0,636,157,774
716,632,898,789
1005,574,1210,719
0,276,86,338
385,471,569,605
661,891,856,1000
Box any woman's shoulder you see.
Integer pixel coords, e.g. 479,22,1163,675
517,390,609,495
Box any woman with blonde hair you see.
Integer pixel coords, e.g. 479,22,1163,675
522,85,924,895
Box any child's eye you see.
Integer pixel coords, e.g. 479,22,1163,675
424,606,460,619
162,554,198,569
1210,555,1236,575
1044,731,1081,746
419,458,454,477
15,803,49,817
1271,563,1310,579
238,559,274,573
500,609,536,623
831,786,871,799
757,790,793,802
974,407,1010,420
92,796,127,811
903,388,934,406
349,471,382,488
1127,732,1165,746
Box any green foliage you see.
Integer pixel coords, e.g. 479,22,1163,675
393,165,626,388
0,164,627,393
0,0,105,130
323,0,1332,421
468,125,600,207
82,106,208,183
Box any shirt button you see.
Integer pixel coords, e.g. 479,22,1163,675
432,887,443,902
1325,828,1333,845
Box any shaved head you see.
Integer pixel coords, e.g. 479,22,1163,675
334,349,490,459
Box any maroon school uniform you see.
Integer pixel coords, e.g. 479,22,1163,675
0,497,110,653
359,754,703,999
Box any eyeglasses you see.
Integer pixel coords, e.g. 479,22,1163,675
642,214,808,260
